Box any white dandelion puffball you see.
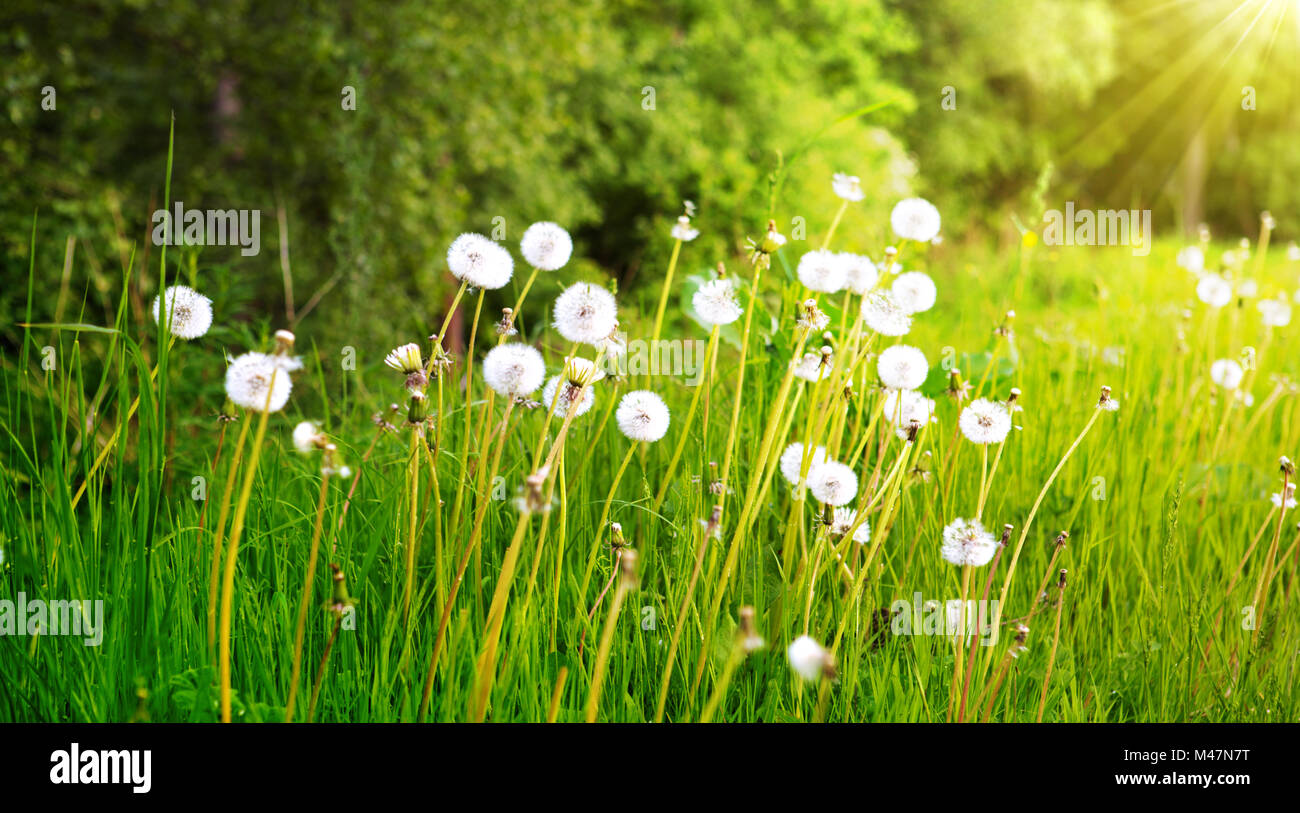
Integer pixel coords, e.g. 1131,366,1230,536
483,344,546,398
292,421,321,454
891,271,937,314
860,289,913,337
780,442,827,485
693,278,743,326
671,215,700,242
1196,273,1232,308
794,352,832,383
553,282,618,347
787,635,831,682
941,518,998,567
796,250,848,294
151,285,213,340
831,508,871,545
876,345,929,391
840,253,879,295
1209,358,1244,390
959,398,1012,445
542,375,595,419
808,460,858,506
616,390,671,443
1176,246,1204,273
1258,298,1291,327
447,232,514,290
832,172,865,202
520,221,573,271
1239,279,1259,298
225,352,292,413
883,388,935,434
890,197,941,243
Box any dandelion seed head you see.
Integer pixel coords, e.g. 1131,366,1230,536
797,250,848,294
832,172,865,202
520,221,573,271
692,278,743,326
787,635,832,682
292,421,321,454
876,344,929,391
447,232,514,290
552,282,618,347
616,390,671,443
941,517,998,567
958,398,1012,445
542,375,595,419
830,507,871,545
891,271,937,314
840,253,879,295
1258,297,1291,327
890,197,941,243
1196,273,1232,308
808,460,858,506
860,290,913,337
883,389,935,440
671,215,700,242
1176,246,1204,273
151,285,213,340
794,351,831,383
779,442,827,485
1210,358,1244,390
225,352,292,413
483,344,546,398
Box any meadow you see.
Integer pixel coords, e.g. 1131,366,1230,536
2,166,1298,724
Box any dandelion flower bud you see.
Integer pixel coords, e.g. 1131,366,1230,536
890,197,941,243
447,232,514,290
779,442,827,485
808,460,858,506
840,253,879,295
692,279,743,326
891,271,937,314
520,221,573,271
483,344,546,398
860,289,912,337
384,343,423,375
1196,273,1232,308
796,249,847,294
941,518,998,567
958,398,1012,445
830,507,870,545
542,375,595,419
225,352,292,413
292,421,323,454
876,345,929,391
552,282,618,347
1210,359,1244,390
831,172,865,202
787,635,834,682
151,285,213,340
615,390,671,443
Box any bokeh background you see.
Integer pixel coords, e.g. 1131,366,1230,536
3,0,1298,350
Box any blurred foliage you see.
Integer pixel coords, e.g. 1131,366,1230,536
7,0,1295,352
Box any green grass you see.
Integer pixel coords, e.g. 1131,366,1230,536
2,194,1299,723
